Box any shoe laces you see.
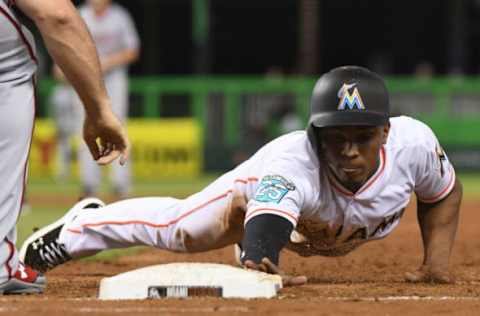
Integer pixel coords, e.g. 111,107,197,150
38,239,70,268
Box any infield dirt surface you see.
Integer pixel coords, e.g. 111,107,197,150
4,199,480,315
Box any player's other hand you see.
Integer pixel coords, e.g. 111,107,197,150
243,258,308,287
404,265,454,284
83,109,130,166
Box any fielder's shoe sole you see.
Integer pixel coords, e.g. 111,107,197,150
19,197,105,272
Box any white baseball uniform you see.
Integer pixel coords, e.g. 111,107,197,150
0,0,37,284
59,116,456,259
74,2,140,196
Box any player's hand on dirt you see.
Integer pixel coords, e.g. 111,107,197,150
83,109,130,166
243,258,308,287
404,265,454,284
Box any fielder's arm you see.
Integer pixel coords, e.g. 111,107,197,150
410,178,462,283
16,0,110,118
52,64,66,83
16,0,130,164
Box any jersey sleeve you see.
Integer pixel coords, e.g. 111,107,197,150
245,160,307,227
120,9,140,51
413,124,456,203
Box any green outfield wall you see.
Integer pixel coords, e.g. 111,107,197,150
37,77,480,172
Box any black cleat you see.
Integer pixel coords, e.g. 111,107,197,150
19,198,104,272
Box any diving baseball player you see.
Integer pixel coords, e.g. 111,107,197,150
0,0,129,294
20,66,462,286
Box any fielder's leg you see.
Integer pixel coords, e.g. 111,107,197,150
0,80,45,293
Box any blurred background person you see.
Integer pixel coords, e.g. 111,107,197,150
60,0,140,199
414,61,435,81
50,77,77,182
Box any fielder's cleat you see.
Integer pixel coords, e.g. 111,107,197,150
19,197,105,273
0,262,45,294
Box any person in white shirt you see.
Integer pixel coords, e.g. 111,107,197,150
55,0,140,198
76,0,139,198
21,66,462,287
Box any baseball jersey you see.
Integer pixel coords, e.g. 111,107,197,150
234,116,455,257
0,0,37,84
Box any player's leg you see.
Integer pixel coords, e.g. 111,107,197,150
19,197,105,272
21,171,247,271
0,80,45,293
107,74,130,198
62,175,246,256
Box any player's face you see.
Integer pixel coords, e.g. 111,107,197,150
320,124,390,192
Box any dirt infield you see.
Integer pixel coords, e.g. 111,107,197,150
5,199,480,315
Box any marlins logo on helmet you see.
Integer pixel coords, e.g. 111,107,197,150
337,83,366,110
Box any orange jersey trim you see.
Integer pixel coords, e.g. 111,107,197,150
74,190,233,230
234,177,258,184
67,177,259,233
417,166,456,203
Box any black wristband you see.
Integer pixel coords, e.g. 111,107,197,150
240,214,293,266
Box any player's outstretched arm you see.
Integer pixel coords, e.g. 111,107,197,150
406,178,462,283
240,214,307,287
243,258,308,287
16,0,129,165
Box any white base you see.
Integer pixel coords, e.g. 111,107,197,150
98,262,282,300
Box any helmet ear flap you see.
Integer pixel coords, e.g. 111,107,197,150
307,125,324,160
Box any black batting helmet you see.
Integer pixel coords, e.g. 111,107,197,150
307,66,390,153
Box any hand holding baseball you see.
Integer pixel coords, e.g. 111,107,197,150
83,109,130,166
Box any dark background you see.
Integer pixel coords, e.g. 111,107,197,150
65,0,477,76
